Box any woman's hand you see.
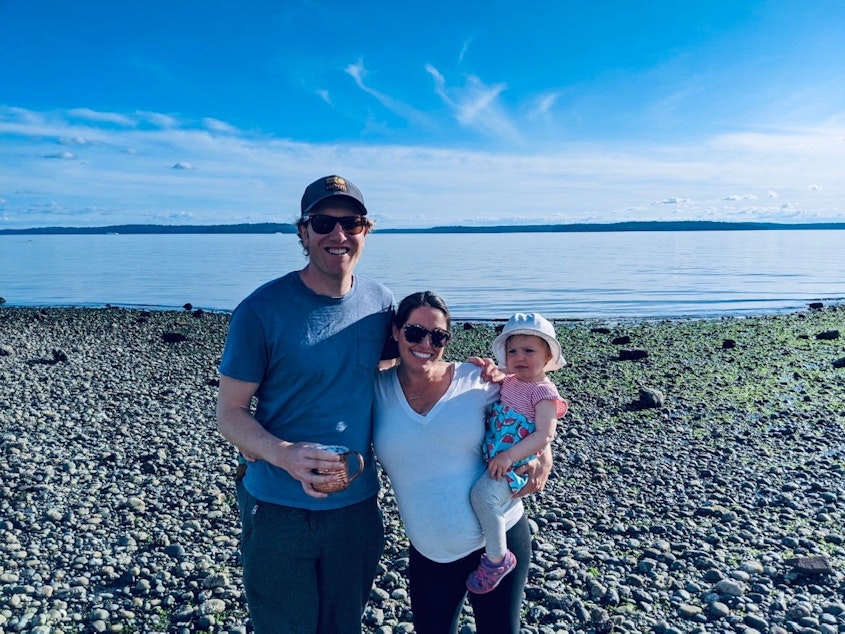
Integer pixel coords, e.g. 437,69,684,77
513,446,552,497
466,356,507,383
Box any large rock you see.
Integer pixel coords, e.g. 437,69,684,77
786,555,832,576
637,387,665,409
618,349,649,361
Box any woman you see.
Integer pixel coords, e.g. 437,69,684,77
373,291,552,633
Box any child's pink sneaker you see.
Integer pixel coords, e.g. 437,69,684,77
466,550,517,594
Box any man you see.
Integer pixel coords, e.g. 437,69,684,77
217,175,395,633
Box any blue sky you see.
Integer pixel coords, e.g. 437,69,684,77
1,0,844,229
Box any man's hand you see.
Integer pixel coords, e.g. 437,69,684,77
275,442,345,498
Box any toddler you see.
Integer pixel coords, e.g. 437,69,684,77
466,312,568,594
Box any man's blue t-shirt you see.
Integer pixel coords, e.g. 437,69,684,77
219,271,395,510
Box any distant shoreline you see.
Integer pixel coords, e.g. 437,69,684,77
2,220,845,236
1,300,841,323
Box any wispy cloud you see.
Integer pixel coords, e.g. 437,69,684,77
425,64,520,142
136,111,180,129
528,93,559,121
345,60,432,128
67,108,135,126
1,105,842,229
58,136,102,146
202,118,237,134
316,89,332,106
458,36,474,65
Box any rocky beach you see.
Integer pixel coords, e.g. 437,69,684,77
1,304,844,634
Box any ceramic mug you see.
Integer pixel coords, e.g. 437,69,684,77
311,445,364,493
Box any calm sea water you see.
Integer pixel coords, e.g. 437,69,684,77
1,230,843,320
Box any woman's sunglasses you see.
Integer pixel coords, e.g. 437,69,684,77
306,214,368,235
402,323,452,348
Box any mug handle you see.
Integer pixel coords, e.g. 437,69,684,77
345,450,365,484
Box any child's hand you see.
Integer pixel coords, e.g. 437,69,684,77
488,451,513,479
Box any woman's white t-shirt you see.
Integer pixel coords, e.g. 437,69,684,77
373,362,524,562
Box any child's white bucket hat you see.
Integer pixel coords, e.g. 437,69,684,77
492,312,566,371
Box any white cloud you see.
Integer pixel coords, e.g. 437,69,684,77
316,89,331,105
58,136,94,145
1,106,843,229
345,60,431,128
454,76,506,125
529,93,558,120
425,64,519,141
67,108,135,126
202,118,237,134
137,111,179,128
768,190,779,198
425,64,445,87
458,37,473,65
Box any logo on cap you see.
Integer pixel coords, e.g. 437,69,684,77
324,176,348,193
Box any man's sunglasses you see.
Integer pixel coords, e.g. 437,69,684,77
402,323,452,348
306,214,369,235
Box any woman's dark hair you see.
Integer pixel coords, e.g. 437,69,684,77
395,291,452,331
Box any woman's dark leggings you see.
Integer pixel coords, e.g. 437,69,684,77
408,514,531,634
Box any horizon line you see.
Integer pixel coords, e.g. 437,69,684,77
3,219,845,236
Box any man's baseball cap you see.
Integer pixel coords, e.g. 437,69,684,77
301,175,367,217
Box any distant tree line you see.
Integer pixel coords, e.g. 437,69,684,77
376,221,845,234
2,220,845,236
0,223,297,235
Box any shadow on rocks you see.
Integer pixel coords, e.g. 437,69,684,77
26,348,69,365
